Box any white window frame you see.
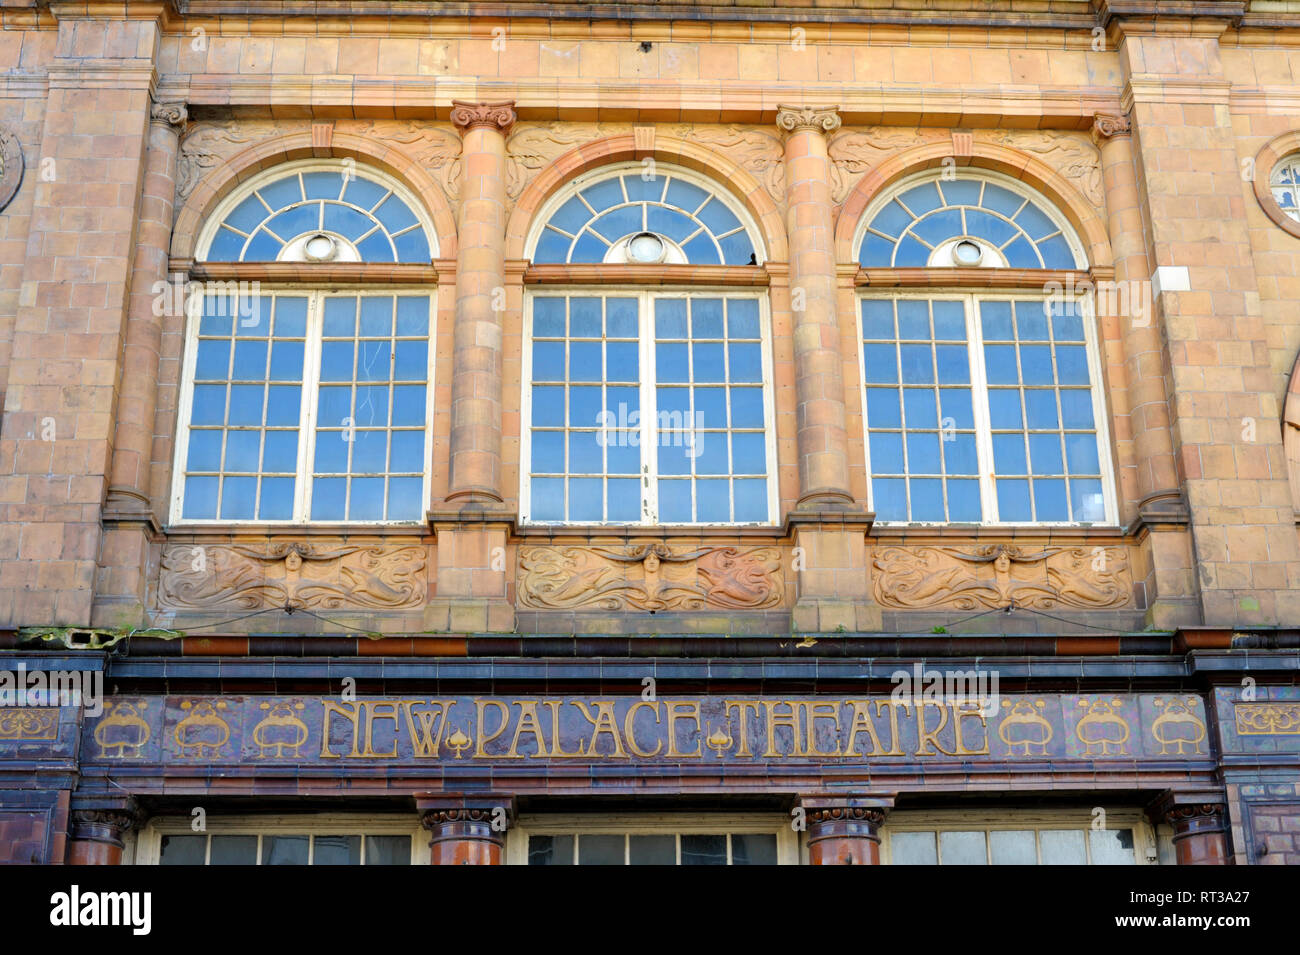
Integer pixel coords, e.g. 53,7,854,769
519,287,779,527
506,812,797,865
170,285,437,526
131,813,428,865
851,167,1089,271
856,288,1118,527
881,808,1160,865
194,159,439,263
523,160,768,266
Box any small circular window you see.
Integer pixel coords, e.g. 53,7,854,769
1271,156,1300,223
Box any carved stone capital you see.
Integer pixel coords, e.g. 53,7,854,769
1092,112,1133,145
150,101,188,130
1147,790,1227,836
70,798,144,848
450,100,517,136
776,105,842,136
418,794,516,852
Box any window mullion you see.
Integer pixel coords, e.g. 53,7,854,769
297,293,325,523
967,293,998,523
640,291,659,524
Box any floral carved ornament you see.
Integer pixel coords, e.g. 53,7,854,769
872,543,1131,611
518,543,783,612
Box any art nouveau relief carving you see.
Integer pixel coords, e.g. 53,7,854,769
176,119,286,204
158,541,427,611
826,127,939,204
350,120,461,205
674,124,786,209
517,543,783,611
504,122,619,204
977,129,1104,208
872,543,1131,611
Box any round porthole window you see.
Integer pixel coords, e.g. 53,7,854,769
303,233,338,262
952,239,984,266
627,232,667,264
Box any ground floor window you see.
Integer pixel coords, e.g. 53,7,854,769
881,809,1161,865
132,815,424,865
508,813,797,865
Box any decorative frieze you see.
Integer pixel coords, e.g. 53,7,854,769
350,120,461,202
674,123,786,208
158,541,427,612
505,122,616,201
1234,702,1300,736
826,127,935,204
176,119,284,203
978,128,1104,208
872,543,1132,611
517,543,783,612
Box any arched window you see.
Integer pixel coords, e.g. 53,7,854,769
522,163,774,525
852,170,1113,525
173,160,437,524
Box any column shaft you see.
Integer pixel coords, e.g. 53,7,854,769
446,102,514,506
778,106,854,509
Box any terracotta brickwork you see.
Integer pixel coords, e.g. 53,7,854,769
0,1,1295,641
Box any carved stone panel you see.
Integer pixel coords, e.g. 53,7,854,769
159,541,427,611
517,543,783,611
176,120,286,204
872,543,1131,611
977,129,1104,208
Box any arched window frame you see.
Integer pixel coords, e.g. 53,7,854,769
851,169,1117,527
520,162,778,527
194,158,438,264
171,160,439,526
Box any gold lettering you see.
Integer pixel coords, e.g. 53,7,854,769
542,700,587,758
572,700,628,758
507,701,547,758
361,702,400,758
320,700,362,759
950,701,990,756
403,700,454,757
624,701,663,758
665,701,702,758
762,701,805,758
803,701,842,757
915,700,955,756
724,701,762,757
475,699,510,757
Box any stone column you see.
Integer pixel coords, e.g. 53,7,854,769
446,101,515,507
799,794,890,865
1093,112,1198,628
777,105,854,510
67,797,141,865
1149,791,1228,866
419,794,515,865
94,100,187,628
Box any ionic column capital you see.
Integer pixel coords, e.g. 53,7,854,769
776,105,842,136
149,100,188,130
450,100,517,136
1092,111,1133,146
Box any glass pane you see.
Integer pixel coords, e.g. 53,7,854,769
1089,828,1136,865
628,835,676,865
989,830,1037,865
578,834,624,865
313,835,361,865
210,834,258,865
1040,829,1087,865
528,834,575,866
731,834,778,866
365,835,411,865
891,831,938,865
939,831,987,865
681,834,727,865
263,835,309,865
159,834,207,865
